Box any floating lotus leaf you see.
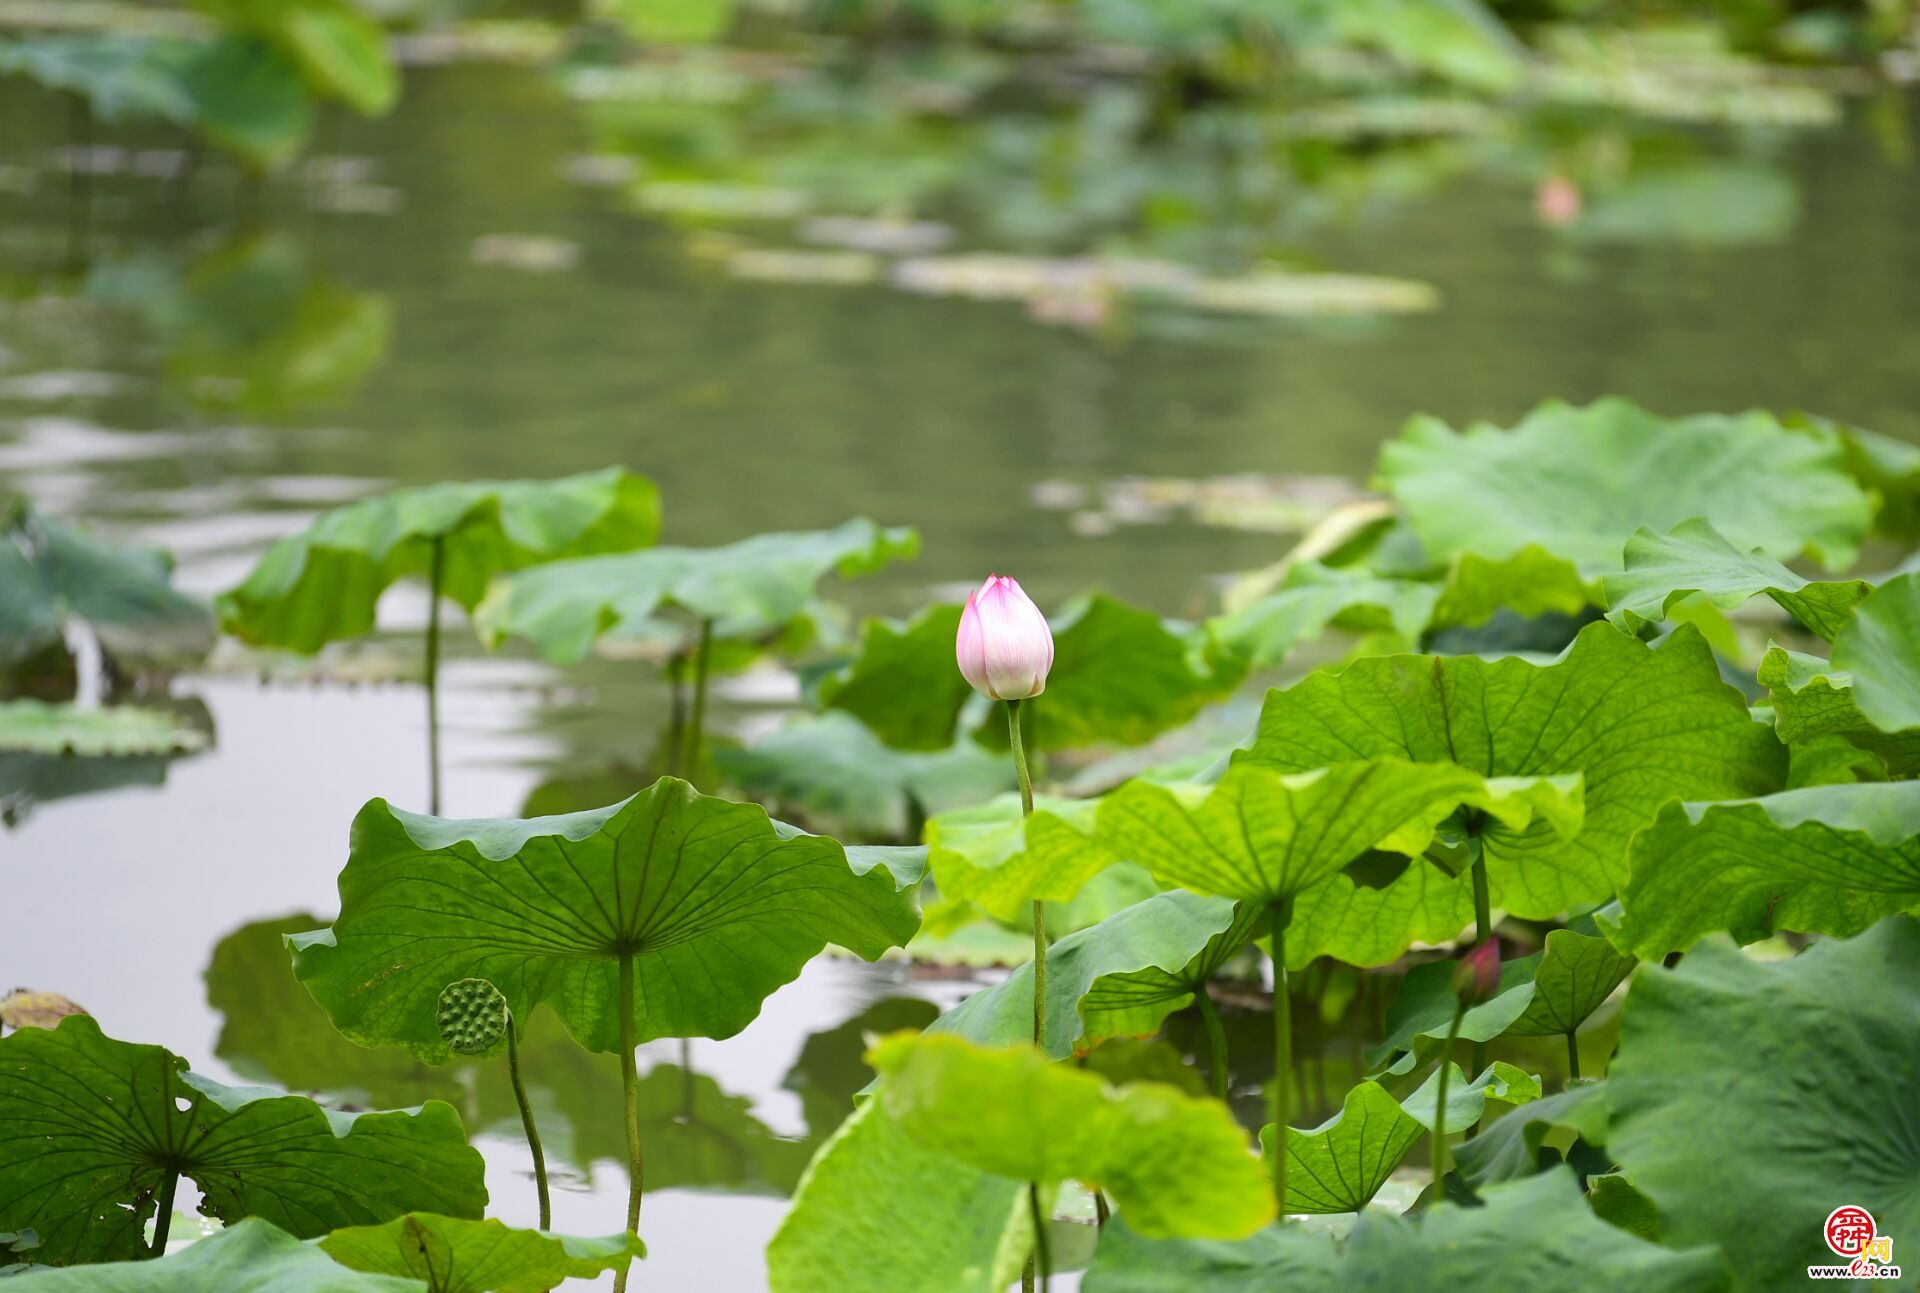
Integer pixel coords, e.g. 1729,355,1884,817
293,778,922,1058
1603,518,1870,639
0,701,208,756
475,518,915,664
1376,398,1871,573
0,1016,486,1265
1609,920,1920,1291
1243,623,1783,917
218,468,660,653
1609,783,1920,956
320,1214,645,1292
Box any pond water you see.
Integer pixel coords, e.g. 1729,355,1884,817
1,48,1916,1289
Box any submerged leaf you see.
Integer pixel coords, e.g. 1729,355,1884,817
1244,623,1783,917
475,518,915,664
320,1215,644,1292
1610,784,1920,956
218,468,659,652
870,1033,1274,1239
1377,398,1872,573
1608,920,1920,1291
294,778,921,1058
1602,518,1870,639
0,1016,485,1265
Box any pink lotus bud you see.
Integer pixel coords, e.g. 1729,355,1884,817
1536,175,1581,228
955,574,1054,701
1451,938,1502,1007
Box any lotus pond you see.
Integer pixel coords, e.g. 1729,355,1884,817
3,2,1920,1290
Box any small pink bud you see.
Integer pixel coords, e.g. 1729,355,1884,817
1536,175,1581,228
955,574,1054,701
1452,938,1502,1007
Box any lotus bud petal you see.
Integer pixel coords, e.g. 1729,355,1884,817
955,574,1053,701
1451,938,1502,1007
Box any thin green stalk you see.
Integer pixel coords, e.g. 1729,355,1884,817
425,535,445,816
1269,898,1292,1219
680,619,714,781
1468,839,1490,1085
149,1170,177,1256
505,1012,550,1230
1195,987,1231,1100
1006,700,1045,1052
1431,1002,1467,1194
1026,1182,1051,1293
1566,1029,1581,1082
613,952,644,1293
663,652,687,777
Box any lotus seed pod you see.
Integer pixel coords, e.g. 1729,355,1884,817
436,978,508,1056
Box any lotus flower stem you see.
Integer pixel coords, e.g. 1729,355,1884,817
425,534,445,816
614,951,645,1293
1005,700,1045,1054
1026,1181,1052,1293
1195,987,1230,1100
505,1011,550,1229
1468,839,1490,1081
1269,898,1292,1219
1566,1029,1581,1082
680,619,714,780
149,1169,177,1255
1431,1001,1467,1194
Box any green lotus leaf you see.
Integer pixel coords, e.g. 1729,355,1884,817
178,35,316,170
1609,784,1920,957
0,1015,486,1266
1207,561,1438,670
0,701,209,756
1097,757,1582,909
1602,518,1871,639
766,1098,1030,1293
1083,1169,1728,1292
320,1215,644,1292
1428,546,1599,630
278,1,399,117
1258,1061,1541,1214
1608,920,1920,1291
1502,928,1636,1037
1785,409,1920,541
1587,1173,1664,1240
1281,850,1477,970
0,34,200,125
0,1217,422,1292
1831,570,1920,734
1243,622,1783,917
869,1032,1275,1240
474,518,915,665
925,794,1119,923
293,778,922,1059
1448,1081,1611,1190
1376,397,1871,573
813,604,973,751
217,468,660,653
715,712,1008,841
924,891,1247,1055
1757,643,1920,776
1365,953,1546,1076
211,913,818,1190
0,502,215,671
819,596,1246,754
